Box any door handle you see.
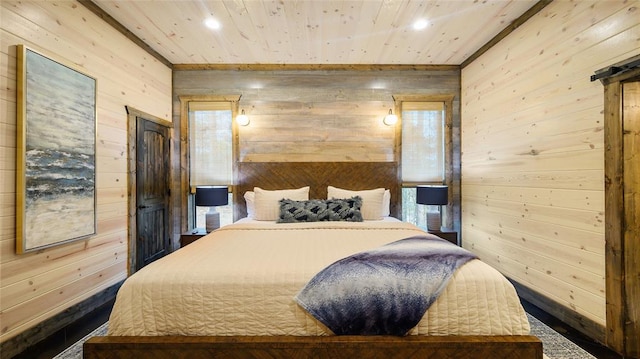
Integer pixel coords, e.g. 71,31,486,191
137,205,150,209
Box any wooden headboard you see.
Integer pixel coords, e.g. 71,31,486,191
233,162,400,220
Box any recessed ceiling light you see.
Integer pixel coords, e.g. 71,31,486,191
413,19,428,30
204,18,221,30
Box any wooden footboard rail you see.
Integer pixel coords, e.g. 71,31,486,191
84,335,543,359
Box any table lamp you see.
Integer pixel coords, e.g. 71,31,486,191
195,186,228,232
416,185,448,231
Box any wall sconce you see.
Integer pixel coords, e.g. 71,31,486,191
195,186,229,232
236,109,249,126
383,109,398,126
416,185,448,231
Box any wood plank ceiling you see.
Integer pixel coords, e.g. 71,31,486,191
88,0,539,65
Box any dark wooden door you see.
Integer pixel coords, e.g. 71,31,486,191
136,117,170,271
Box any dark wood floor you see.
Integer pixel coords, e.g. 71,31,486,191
12,298,623,359
520,299,623,359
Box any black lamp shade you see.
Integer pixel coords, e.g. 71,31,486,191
195,186,228,207
416,185,448,205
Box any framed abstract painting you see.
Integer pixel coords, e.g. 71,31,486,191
16,45,97,253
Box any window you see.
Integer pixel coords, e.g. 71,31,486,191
188,102,233,228
399,101,447,227
401,101,445,182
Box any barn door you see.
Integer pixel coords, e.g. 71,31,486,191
597,58,640,358
135,117,171,271
618,79,639,358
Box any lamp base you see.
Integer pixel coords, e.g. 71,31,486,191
205,210,220,233
426,211,441,232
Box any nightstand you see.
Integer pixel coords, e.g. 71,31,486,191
180,229,207,247
428,230,458,245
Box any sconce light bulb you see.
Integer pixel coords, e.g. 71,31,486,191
236,109,249,126
383,109,398,126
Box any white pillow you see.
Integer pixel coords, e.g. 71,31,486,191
254,186,310,221
382,189,391,217
327,186,385,220
244,191,255,218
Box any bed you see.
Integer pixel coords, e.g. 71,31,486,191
84,162,542,359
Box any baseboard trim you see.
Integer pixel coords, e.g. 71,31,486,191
1,280,123,358
511,279,606,344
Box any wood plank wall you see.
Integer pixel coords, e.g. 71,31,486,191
461,0,639,342
173,67,460,163
0,0,172,352
172,66,462,238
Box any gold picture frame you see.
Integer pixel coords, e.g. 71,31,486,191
16,45,97,253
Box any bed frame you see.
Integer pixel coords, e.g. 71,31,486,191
84,335,542,358
84,162,542,359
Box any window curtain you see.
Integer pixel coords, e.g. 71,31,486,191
401,101,445,183
188,102,232,186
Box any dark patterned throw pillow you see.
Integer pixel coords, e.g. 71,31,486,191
277,196,363,223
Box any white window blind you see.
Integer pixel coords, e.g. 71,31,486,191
401,101,445,183
189,102,232,186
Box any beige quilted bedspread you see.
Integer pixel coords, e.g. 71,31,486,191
108,219,530,336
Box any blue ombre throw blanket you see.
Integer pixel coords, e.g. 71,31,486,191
294,235,478,336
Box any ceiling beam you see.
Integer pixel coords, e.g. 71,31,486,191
172,64,460,71
461,0,553,69
77,0,173,69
